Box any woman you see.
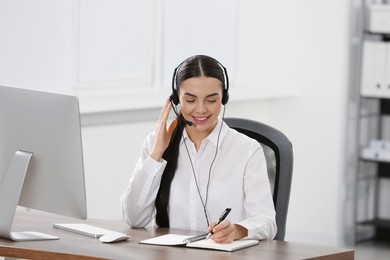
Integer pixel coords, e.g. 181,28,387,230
121,55,276,243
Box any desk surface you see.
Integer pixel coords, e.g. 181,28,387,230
0,210,354,260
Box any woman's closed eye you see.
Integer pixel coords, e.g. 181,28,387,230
185,99,217,104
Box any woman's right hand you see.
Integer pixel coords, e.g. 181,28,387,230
150,98,177,161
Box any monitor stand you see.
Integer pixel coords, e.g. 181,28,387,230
0,150,59,241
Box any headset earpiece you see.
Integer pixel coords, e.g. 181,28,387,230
169,92,179,106
220,64,229,105
221,90,229,105
170,67,180,105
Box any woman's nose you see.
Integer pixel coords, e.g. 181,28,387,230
195,102,207,113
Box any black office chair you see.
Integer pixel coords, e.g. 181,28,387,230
224,117,293,241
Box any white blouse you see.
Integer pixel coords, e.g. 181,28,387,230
121,119,277,240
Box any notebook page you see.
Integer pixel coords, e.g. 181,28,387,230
139,234,189,246
186,238,259,252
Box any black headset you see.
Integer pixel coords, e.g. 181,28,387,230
169,56,230,106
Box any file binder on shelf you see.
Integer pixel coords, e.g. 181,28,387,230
361,40,390,98
361,139,390,162
366,4,390,34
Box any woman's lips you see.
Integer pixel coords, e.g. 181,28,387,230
192,116,210,124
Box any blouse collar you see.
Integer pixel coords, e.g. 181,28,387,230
181,117,229,148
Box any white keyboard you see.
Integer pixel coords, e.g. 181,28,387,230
53,223,115,238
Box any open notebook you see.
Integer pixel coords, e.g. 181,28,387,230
139,233,259,252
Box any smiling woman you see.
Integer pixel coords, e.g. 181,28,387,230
178,77,223,144
168,56,228,139
121,55,277,243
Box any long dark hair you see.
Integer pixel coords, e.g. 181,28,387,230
155,55,226,227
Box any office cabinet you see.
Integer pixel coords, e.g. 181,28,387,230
356,98,390,242
356,3,390,243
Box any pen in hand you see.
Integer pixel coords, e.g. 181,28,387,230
206,208,232,240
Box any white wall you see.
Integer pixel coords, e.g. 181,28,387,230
0,0,73,94
0,0,356,247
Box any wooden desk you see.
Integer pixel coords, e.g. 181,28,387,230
0,210,354,260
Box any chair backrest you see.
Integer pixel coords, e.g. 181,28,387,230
224,117,293,241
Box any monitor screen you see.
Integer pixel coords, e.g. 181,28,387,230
0,85,87,241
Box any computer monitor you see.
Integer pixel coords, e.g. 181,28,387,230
0,85,87,241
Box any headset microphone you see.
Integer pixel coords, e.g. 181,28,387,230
169,96,193,126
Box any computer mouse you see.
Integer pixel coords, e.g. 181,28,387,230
99,232,130,243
